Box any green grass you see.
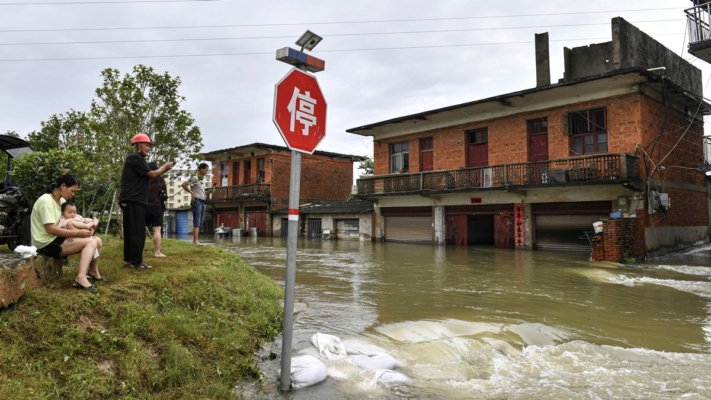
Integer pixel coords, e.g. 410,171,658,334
0,238,284,399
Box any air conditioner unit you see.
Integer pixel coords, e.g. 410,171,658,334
482,168,493,188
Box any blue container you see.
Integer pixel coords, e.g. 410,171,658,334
176,211,189,234
610,211,623,219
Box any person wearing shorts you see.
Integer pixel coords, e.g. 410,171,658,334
146,162,167,258
181,163,209,245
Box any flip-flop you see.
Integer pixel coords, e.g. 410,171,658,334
134,262,152,269
154,254,167,258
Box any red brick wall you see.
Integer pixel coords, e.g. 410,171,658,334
373,93,647,174
591,218,645,263
270,153,354,208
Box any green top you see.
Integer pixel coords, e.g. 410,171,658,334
31,193,62,249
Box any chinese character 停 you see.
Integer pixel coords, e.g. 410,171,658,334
287,87,318,135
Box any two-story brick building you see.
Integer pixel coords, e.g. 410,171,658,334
203,143,363,237
348,18,711,259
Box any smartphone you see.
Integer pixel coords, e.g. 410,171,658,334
167,155,171,163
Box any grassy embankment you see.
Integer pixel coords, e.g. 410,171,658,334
0,238,284,399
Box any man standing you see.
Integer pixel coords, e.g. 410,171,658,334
120,133,172,269
146,162,168,258
182,163,209,245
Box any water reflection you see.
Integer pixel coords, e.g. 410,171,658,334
172,234,711,399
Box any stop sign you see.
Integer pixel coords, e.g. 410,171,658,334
273,68,327,154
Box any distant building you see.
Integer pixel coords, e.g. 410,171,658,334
164,167,213,209
203,143,365,237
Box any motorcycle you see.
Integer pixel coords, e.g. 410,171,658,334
0,185,32,250
0,135,34,250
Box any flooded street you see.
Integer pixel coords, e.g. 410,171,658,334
187,234,711,399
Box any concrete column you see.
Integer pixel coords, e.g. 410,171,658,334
374,204,385,241
434,206,446,244
523,203,533,249
535,33,551,87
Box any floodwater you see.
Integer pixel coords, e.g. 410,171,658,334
185,234,711,399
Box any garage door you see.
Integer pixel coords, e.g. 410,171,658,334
535,214,607,252
385,216,432,242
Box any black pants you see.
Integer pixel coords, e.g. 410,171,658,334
121,201,146,265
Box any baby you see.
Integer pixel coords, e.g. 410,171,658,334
60,201,100,260
59,201,99,232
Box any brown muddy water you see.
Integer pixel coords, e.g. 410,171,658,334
187,234,711,399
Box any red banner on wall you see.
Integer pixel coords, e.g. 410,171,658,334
514,203,525,248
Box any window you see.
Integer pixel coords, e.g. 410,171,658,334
390,141,409,173
565,108,607,155
169,188,174,194
184,196,189,202
467,128,488,144
257,158,265,183
529,118,548,134
420,137,433,150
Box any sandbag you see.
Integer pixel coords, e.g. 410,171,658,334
311,332,348,360
289,355,328,389
350,353,402,371
374,369,410,385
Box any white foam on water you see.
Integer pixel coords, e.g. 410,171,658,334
567,267,621,283
657,264,711,278
375,319,502,343
618,276,711,299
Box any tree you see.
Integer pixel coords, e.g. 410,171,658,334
11,149,93,208
358,156,374,176
24,64,204,221
89,64,203,191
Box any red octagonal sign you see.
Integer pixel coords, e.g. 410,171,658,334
273,68,327,154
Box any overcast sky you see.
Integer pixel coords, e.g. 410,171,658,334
0,0,706,166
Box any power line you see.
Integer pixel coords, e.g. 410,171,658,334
0,7,684,32
0,0,223,5
0,19,682,47
0,33,684,62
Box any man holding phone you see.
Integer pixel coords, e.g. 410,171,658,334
181,163,210,245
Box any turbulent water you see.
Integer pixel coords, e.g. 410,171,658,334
194,234,711,399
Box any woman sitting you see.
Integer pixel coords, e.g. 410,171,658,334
31,174,104,291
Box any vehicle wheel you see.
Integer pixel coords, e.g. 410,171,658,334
6,237,18,251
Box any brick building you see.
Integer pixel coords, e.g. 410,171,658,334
348,18,711,259
203,143,363,237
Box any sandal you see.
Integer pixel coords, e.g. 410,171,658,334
133,262,152,269
88,274,108,282
72,280,98,291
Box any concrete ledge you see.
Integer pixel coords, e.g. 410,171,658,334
0,255,63,309
645,226,710,259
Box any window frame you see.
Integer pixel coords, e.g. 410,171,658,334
390,141,409,173
564,108,608,155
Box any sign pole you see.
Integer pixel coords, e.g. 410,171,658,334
273,31,325,391
280,148,301,392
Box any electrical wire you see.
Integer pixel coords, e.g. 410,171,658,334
0,33,686,62
0,20,682,47
0,7,684,31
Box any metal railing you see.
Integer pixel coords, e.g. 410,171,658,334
686,3,711,44
210,183,271,200
356,153,639,195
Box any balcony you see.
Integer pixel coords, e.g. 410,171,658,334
209,183,271,201
686,2,711,63
356,153,640,196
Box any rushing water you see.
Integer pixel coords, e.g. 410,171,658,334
188,234,711,399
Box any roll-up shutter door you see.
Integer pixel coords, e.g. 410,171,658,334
535,214,607,252
385,216,432,242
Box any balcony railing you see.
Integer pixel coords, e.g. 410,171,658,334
210,183,271,200
686,3,711,45
356,153,639,196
